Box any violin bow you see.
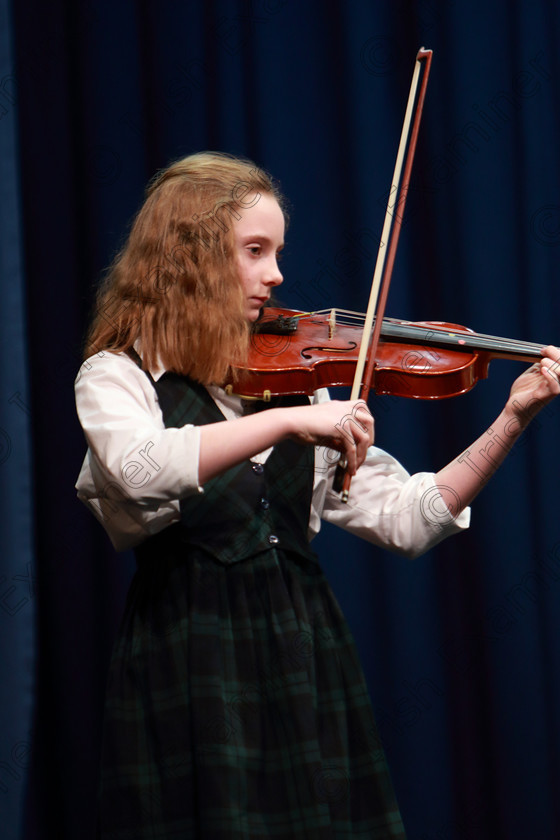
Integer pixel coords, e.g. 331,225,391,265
334,47,433,502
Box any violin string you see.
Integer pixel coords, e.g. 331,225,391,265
298,308,544,355
389,322,544,354
379,322,543,357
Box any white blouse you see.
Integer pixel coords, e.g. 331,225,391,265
75,350,470,557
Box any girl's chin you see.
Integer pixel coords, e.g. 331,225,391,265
246,305,263,322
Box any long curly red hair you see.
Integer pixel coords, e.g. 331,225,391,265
84,152,285,384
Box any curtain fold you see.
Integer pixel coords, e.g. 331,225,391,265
0,0,36,837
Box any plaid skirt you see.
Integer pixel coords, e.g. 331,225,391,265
97,547,406,839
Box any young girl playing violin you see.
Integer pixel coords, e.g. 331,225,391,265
75,152,560,839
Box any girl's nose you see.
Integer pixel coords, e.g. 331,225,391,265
266,259,283,287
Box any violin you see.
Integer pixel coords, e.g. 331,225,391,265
230,307,544,402
232,49,545,502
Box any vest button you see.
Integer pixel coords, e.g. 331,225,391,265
252,463,264,475
260,498,270,510
268,534,280,545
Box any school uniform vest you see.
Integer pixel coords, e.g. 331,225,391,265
135,370,318,567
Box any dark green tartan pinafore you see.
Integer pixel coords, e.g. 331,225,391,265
97,371,406,839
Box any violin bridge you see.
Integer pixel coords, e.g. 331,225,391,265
328,308,336,339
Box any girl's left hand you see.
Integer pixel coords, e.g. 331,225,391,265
435,345,560,516
505,345,560,425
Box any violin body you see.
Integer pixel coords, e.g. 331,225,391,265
231,308,542,402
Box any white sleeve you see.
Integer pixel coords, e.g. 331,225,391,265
75,351,203,550
309,389,471,559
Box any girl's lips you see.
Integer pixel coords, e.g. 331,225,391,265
246,297,269,321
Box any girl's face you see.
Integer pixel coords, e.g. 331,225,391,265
233,192,285,321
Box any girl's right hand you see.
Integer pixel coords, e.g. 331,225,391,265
286,399,374,476
199,398,373,485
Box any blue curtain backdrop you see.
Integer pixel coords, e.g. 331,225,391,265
3,0,560,837
0,1,36,840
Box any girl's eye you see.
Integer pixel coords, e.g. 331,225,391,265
249,246,261,256
276,251,283,263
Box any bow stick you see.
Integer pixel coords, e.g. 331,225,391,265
333,47,433,502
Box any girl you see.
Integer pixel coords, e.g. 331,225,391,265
76,152,560,839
